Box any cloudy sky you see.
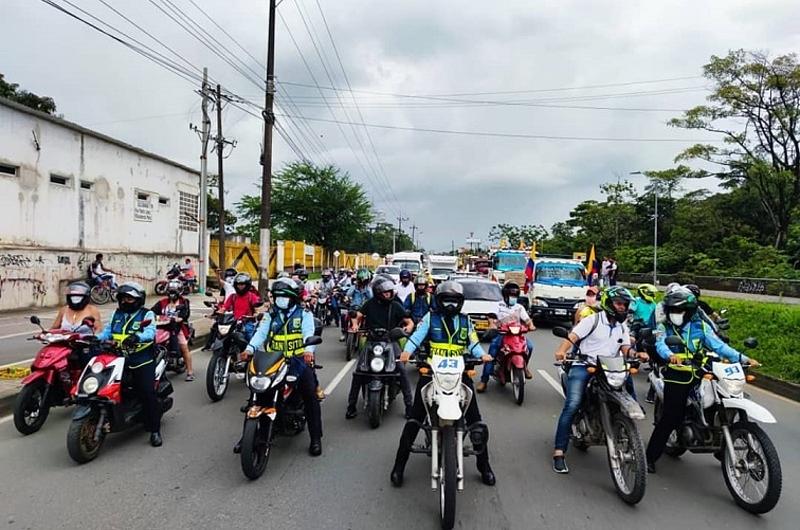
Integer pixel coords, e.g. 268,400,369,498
3,0,799,250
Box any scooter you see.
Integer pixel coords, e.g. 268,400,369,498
484,321,530,405
354,328,402,429
155,317,186,374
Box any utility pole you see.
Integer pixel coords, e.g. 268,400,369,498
394,215,408,254
258,0,277,296
197,68,210,294
409,224,418,249
214,84,236,274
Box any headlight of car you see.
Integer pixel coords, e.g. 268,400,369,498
605,371,627,389
250,375,271,392
90,361,104,374
372,344,385,356
720,378,745,396
217,324,232,335
532,298,548,307
370,357,385,373
434,372,461,392
82,376,100,395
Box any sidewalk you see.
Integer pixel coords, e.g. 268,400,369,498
620,282,800,305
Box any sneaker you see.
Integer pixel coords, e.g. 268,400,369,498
185,373,195,382
476,381,487,393
345,406,358,419
315,386,326,401
524,367,534,380
234,372,245,380
553,455,569,474
339,334,346,342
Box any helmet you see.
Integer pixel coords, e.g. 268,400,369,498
356,268,372,284
636,283,658,303
599,286,633,324
399,269,412,281
414,275,428,289
684,283,701,298
435,281,465,316
224,267,238,281
233,273,252,295
117,282,146,313
295,268,308,281
372,276,396,301
66,281,91,311
276,271,290,279
663,287,697,327
271,278,301,310
167,279,183,299
665,282,681,294
322,269,332,281
501,282,521,304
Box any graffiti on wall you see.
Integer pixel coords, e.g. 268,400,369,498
0,254,32,267
736,279,767,295
0,277,48,300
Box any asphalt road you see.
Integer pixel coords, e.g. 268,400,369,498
1,325,797,530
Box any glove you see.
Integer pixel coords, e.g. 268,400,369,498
123,334,139,348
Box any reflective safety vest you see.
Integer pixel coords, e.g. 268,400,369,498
662,321,710,385
267,306,306,357
110,308,154,368
428,312,470,358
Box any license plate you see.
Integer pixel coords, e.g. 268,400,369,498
554,309,567,316
473,320,489,330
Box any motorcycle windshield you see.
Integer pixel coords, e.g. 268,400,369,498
597,355,626,372
253,350,283,375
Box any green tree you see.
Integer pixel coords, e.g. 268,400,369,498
207,193,238,235
670,50,800,248
487,223,548,247
0,73,57,114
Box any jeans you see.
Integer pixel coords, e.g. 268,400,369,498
481,335,533,382
553,365,592,452
242,321,256,342
96,273,117,289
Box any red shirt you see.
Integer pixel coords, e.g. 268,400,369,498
223,291,262,320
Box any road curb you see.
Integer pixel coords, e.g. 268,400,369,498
0,332,212,419
750,373,800,402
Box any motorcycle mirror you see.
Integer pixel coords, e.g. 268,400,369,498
743,337,758,349
638,327,653,339
203,300,214,307
304,336,323,347
486,312,498,320
388,327,408,341
665,336,684,348
205,291,215,297
552,327,569,339
29,315,41,326
720,308,728,315
482,329,498,341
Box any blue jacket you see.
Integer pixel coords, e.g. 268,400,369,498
97,308,157,367
404,311,484,359
346,285,372,308
403,291,435,322
246,305,317,355
656,316,747,364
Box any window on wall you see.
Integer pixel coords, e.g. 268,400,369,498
134,191,153,222
158,196,170,206
80,180,93,190
0,163,18,177
50,174,71,187
179,191,198,232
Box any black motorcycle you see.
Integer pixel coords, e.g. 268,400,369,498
354,328,402,429
239,335,324,480
205,311,257,402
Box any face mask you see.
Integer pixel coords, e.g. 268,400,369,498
168,292,179,301
669,313,685,327
507,296,518,306
275,297,291,310
68,296,84,306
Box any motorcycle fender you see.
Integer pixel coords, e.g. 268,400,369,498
509,355,525,369
436,395,462,421
722,397,776,424
21,369,50,386
606,390,645,421
367,379,384,392
72,404,95,421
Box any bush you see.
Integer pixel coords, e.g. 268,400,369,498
705,295,800,383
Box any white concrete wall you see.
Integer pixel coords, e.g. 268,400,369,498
0,101,201,310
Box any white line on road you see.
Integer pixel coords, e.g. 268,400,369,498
324,359,355,396
0,358,34,370
0,414,12,425
537,369,565,399
0,330,38,341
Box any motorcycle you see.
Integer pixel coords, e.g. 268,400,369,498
239,335,323,480
390,328,486,530
66,333,174,463
155,263,197,295
89,277,117,305
154,317,189,374
552,326,647,505
354,328,403,429
205,311,257,402
343,303,362,362
652,335,782,514
483,320,530,405
13,316,93,435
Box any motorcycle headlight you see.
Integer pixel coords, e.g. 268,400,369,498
250,375,271,392
370,357,385,373
82,376,100,395
372,344,385,355
532,298,548,307
720,378,745,396
435,372,461,392
90,361,104,374
605,371,627,389
217,324,231,335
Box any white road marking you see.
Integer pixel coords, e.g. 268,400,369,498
0,330,37,341
537,369,565,399
324,359,355,396
0,358,34,370
0,414,13,425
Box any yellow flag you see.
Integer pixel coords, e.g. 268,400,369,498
529,242,537,260
586,244,596,274
518,239,526,250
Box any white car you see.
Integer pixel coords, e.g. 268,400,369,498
453,278,503,338
374,265,401,283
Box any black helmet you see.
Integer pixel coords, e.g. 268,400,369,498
295,268,309,281
66,281,91,311
435,281,465,316
322,269,332,281
501,282,521,304
271,278,301,310
167,279,183,300
684,283,701,298
224,267,238,281
599,286,633,324
663,287,698,327
372,276,396,301
117,282,146,314
399,269,412,281
233,273,252,295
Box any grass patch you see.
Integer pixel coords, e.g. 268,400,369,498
704,295,800,384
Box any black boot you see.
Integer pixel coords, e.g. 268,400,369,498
345,404,358,419
149,432,162,447
309,438,322,457
390,463,405,487
478,461,496,486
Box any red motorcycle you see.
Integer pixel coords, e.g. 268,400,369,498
13,316,93,435
489,321,531,405
66,332,174,463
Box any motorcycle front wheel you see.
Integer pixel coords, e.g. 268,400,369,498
606,413,647,505
722,422,782,514
367,388,383,429
206,350,230,402
512,367,525,406
345,333,355,361
13,380,51,435
439,426,457,530
241,417,273,480
67,412,105,464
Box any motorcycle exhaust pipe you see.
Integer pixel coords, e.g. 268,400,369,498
456,427,464,491
431,428,439,490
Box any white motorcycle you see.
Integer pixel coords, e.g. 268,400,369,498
652,335,782,514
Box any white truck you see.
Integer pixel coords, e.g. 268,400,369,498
390,251,425,276
526,257,588,322
426,254,458,283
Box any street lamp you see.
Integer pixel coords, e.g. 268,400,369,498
631,171,658,285
333,250,340,272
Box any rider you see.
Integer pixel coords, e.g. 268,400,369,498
96,283,161,446
317,269,340,327
630,283,658,329
218,267,238,301
403,275,434,323
240,278,323,456
645,287,758,473
391,281,496,487
220,273,263,343
151,279,194,381
90,253,118,289
345,276,415,419
551,286,645,474
337,269,354,290
684,284,719,328
341,268,373,341
573,285,600,324
52,281,102,333
477,282,535,392
395,269,414,303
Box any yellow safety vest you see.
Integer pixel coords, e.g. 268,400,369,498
429,313,471,358
267,309,306,358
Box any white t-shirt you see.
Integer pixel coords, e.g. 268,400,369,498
395,282,414,303
497,302,531,324
571,311,630,362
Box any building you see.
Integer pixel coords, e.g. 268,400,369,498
0,96,200,310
